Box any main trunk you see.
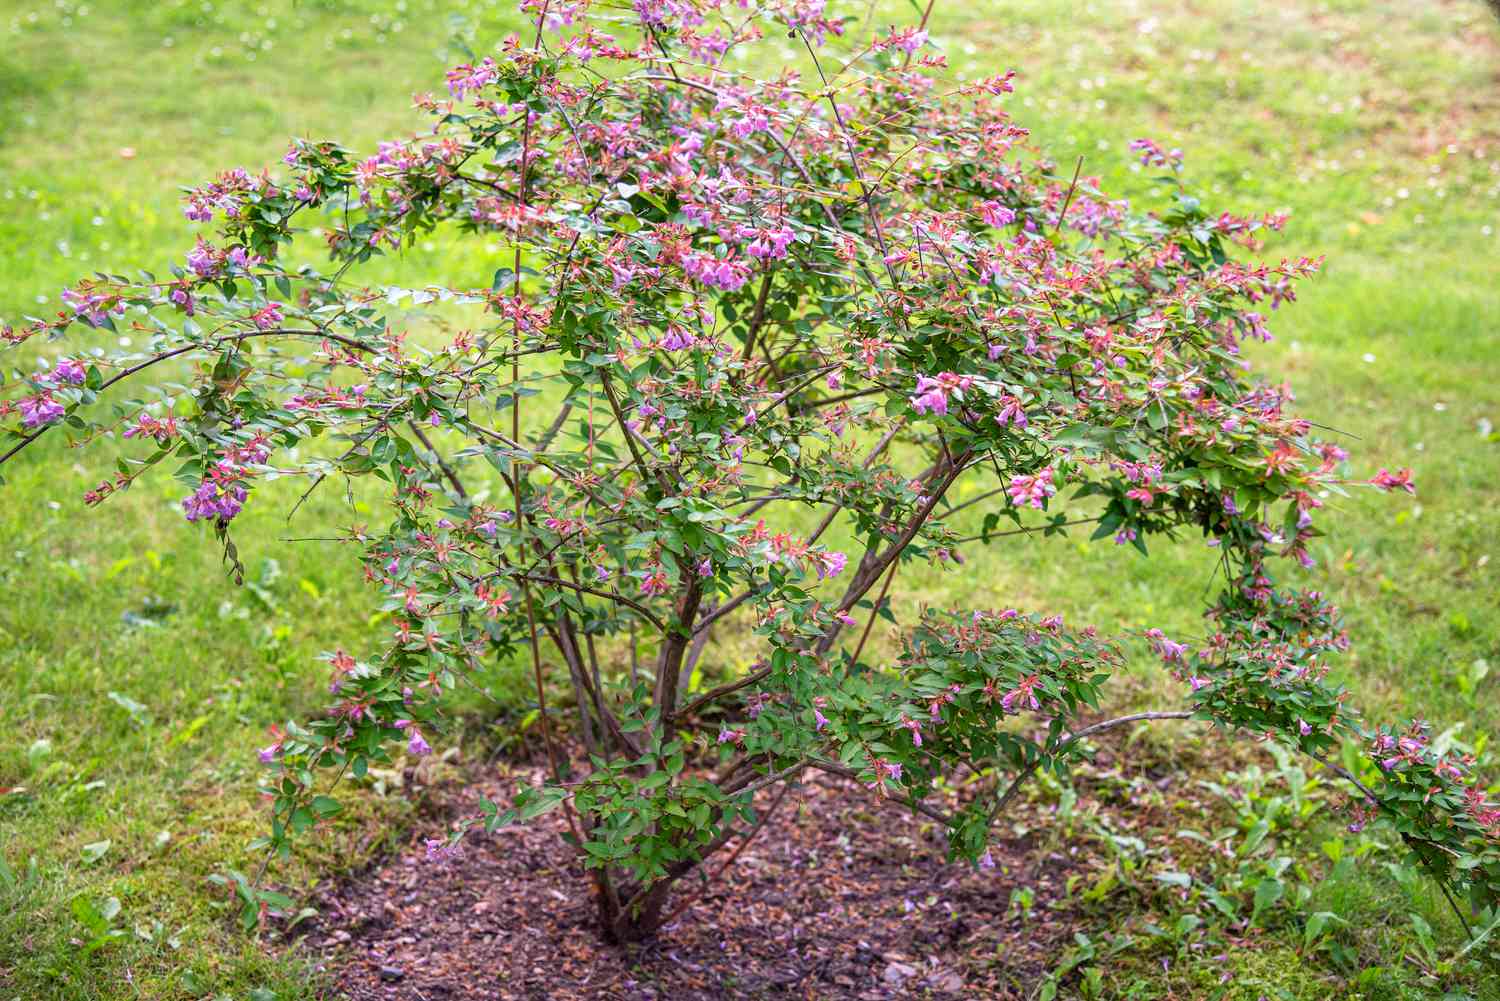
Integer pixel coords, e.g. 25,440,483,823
596,877,675,943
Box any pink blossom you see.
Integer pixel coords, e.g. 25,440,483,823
682,250,750,291
1006,468,1056,509
978,200,1016,227
18,394,65,428
226,246,262,270
995,395,1027,428
185,239,221,277
251,302,284,331
1129,138,1183,169
815,550,847,580
1000,674,1041,713
1145,628,1187,663
446,57,498,100
747,226,794,260
1370,467,1415,495
423,837,464,863
60,287,118,325
408,729,432,756
909,372,973,416
52,358,87,385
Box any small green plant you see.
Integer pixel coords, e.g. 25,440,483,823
69,895,127,958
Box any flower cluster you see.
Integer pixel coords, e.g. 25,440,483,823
181,437,271,525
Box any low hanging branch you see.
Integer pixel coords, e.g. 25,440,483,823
3,0,1493,945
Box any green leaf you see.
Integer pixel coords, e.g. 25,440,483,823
518,787,567,821
1303,910,1343,946
108,691,153,727
71,896,107,934
1251,877,1283,925
310,795,342,817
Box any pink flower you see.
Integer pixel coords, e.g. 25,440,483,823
976,71,1017,95
887,26,927,54
122,414,180,444
423,837,464,863
251,302,284,331
182,478,248,525
185,239,221,277
911,376,948,415
1145,629,1187,663
53,358,87,385
663,327,698,353
18,394,65,428
815,550,847,580
446,57,499,100
1006,468,1056,509
978,200,1016,227
746,226,794,260
682,250,750,291
1000,674,1041,714
1129,138,1183,169
909,372,974,416
227,246,261,269
729,105,771,138
995,395,1027,428
1370,467,1415,495
60,287,119,325
408,729,432,756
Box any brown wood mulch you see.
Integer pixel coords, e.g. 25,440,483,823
301,762,1087,1000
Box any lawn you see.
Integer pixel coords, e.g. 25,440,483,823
1,1,1497,999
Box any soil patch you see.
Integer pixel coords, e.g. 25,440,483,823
303,763,1087,1000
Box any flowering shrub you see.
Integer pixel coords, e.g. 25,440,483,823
3,0,1495,943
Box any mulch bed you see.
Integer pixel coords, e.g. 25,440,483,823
302,760,1088,1000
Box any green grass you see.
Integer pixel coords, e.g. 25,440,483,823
1,0,1498,998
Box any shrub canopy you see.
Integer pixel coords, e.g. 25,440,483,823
3,0,1494,941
